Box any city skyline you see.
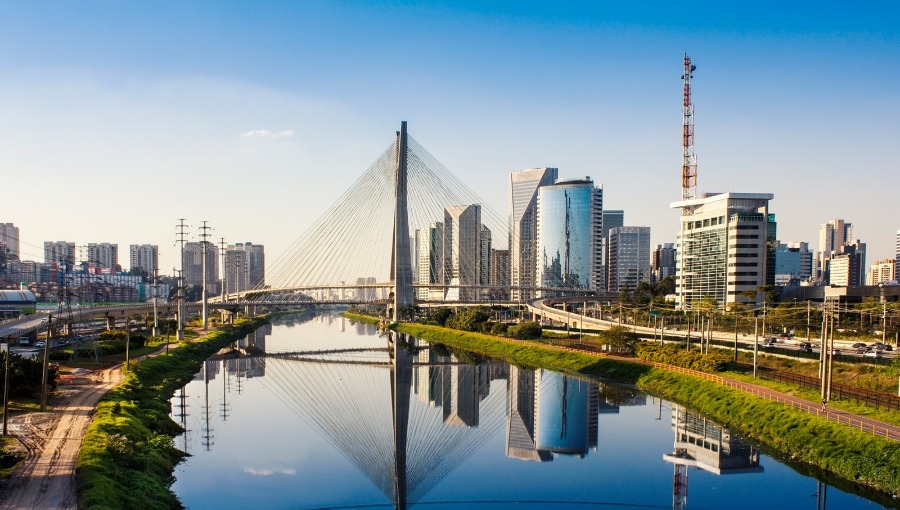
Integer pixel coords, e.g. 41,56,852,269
1,2,898,271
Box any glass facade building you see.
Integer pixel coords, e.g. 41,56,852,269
535,178,597,296
509,168,558,301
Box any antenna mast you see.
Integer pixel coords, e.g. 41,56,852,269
681,54,697,202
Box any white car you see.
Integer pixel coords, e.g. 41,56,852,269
864,349,883,358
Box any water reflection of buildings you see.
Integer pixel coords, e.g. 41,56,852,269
663,405,763,510
506,367,604,461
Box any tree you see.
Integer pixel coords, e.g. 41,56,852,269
508,320,542,339
429,307,454,327
446,307,491,332
601,325,638,354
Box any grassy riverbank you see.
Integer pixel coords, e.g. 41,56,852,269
77,317,267,510
342,311,382,325
394,321,900,499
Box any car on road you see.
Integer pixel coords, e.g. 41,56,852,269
874,343,893,351
830,348,841,355
852,342,867,349
798,341,813,353
864,349,883,358
35,341,45,348
763,338,777,348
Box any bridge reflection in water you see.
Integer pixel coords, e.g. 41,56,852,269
174,318,780,510
174,328,615,508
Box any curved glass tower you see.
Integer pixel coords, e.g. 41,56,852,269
535,178,596,296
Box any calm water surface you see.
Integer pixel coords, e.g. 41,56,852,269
171,312,891,509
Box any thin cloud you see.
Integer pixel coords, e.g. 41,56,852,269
243,467,297,476
240,129,295,138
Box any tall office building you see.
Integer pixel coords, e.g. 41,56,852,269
444,205,481,301
0,223,20,259
480,225,492,287
672,192,775,309
44,241,76,266
87,243,118,270
651,243,676,282
828,240,866,287
224,242,265,295
774,242,813,286
509,167,558,301
129,244,158,276
535,177,599,296
607,227,651,292
601,210,624,292
183,241,219,291
868,260,896,286
818,219,853,282
414,222,444,300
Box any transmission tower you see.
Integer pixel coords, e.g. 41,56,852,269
175,219,189,340
681,54,698,202
199,220,211,330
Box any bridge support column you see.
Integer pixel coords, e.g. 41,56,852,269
391,121,415,322
106,316,116,331
244,305,256,316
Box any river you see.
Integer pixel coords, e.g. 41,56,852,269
171,311,890,509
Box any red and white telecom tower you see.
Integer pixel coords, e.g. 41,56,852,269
681,54,697,202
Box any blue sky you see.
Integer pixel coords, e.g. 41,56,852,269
0,1,897,272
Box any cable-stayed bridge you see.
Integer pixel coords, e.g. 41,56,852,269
228,122,599,318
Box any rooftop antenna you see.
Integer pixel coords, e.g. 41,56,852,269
681,54,698,203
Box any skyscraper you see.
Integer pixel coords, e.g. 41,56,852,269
601,210,624,292
672,192,774,309
828,240,866,286
608,227,651,292
87,243,119,270
509,167,558,301
480,225,492,287
414,222,443,300
444,205,481,301
775,242,813,286
895,230,899,282
224,242,265,295
0,223,20,259
535,177,599,296
490,249,510,301
868,260,895,286
129,244,159,276
183,241,219,292
818,219,853,282
44,241,76,266
651,243,676,282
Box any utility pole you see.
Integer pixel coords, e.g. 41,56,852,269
753,316,759,378
175,219,188,340
199,220,212,330
883,303,888,345
219,237,228,304
152,266,160,337
2,339,9,436
40,314,53,411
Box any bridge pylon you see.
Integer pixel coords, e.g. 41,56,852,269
391,121,415,321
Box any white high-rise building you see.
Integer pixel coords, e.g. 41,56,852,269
129,244,158,276
601,210,624,292
509,167,558,301
895,230,900,282
0,223,20,259
414,223,444,300
444,205,481,301
672,192,775,309
44,241,76,266
224,242,265,295
868,260,896,286
87,243,119,270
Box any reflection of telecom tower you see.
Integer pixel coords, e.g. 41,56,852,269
219,359,231,423
663,405,763,510
174,386,190,454
506,368,598,461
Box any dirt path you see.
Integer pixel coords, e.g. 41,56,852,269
0,367,121,510
0,343,180,510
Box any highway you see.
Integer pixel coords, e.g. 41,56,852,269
527,297,896,361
